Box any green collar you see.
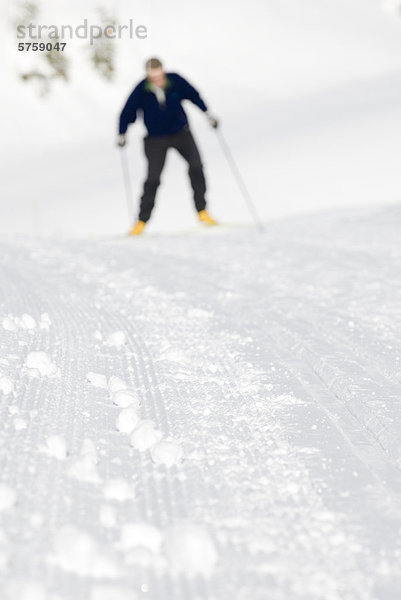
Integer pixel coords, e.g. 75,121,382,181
144,76,172,92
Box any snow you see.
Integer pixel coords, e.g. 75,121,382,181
68,439,100,483
40,436,68,460
0,484,17,511
86,372,108,389
4,581,50,600
130,420,164,451
382,0,401,13
115,407,140,434
0,376,14,396
13,418,27,431
30,513,45,529
18,314,37,330
119,522,163,554
0,552,8,573
164,522,218,577
103,479,136,503
108,376,128,394
89,585,132,600
39,313,52,331
150,441,183,467
2,314,51,332
1,206,401,597
99,505,117,529
112,389,140,409
106,331,127,348
2,317,17,332
51,526,119,578
80,439,98,464
25,352,58,377
2,0,401,597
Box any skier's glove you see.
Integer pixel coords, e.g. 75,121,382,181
117,134,126,147
206,111,219,129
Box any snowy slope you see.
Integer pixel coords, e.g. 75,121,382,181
2,0,401,235
1,206,401,599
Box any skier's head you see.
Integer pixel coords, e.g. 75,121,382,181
145,57,165,88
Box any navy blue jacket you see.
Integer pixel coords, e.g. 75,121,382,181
119,73,208,137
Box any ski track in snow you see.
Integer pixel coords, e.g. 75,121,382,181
0,206,401,599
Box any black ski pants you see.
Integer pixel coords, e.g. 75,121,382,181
139,126,207,222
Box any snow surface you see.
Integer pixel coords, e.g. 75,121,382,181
0,205,401,598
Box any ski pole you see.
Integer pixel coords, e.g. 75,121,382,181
119,148,135,224
215,128,264,231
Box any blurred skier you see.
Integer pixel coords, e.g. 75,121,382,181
118,57,219,235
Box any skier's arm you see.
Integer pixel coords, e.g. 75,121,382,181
119,85,142,135
174,74,218,127
175,73,208,112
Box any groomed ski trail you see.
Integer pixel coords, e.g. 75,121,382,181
0,205,401,600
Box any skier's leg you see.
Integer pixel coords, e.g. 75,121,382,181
174,128,207,212
139,137,168,222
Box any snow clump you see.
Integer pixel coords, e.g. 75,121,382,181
40,435,68,460
86,372,108,389
150,441,183,467
26,352,58,377
116,408,140,434
0,376,14,396
14,418,27,431
130,420,164,451
103,479,136,502
2,313,51,332
106,331,126,347
108,376,128,394
112,389,140,409
68,439,100,483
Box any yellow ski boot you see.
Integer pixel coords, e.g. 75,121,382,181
198,209,217,226
129,220,146,236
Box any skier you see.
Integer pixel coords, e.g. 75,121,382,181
118,57,219,235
